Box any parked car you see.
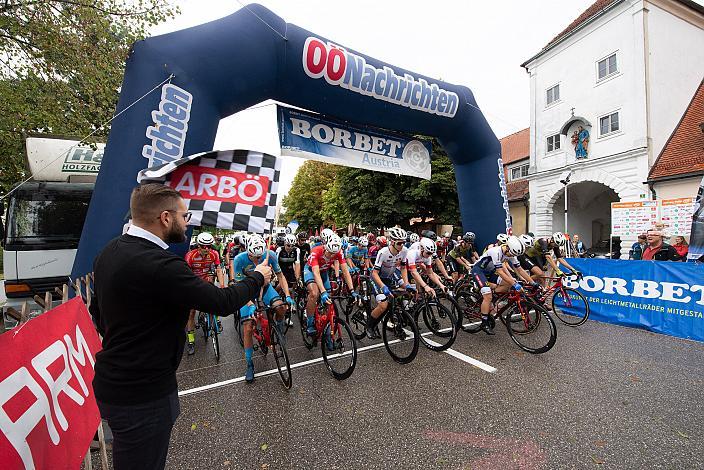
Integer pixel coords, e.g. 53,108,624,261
585,238,621,259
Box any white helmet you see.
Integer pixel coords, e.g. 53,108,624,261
552,232,566,246
325,234,342,254
519,234,534,248
284,234,296,245
321,228,335,243
197,232,214,246
247,234,267,257
444,232,450,238
239,232,250,248
497,233,509,244
420,237,436,254
506,235,525,256
358,235,369,247
409,233,420,243
387,227,407,242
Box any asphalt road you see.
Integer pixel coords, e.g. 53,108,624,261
93,311,704,469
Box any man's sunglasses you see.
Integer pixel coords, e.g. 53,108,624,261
158,210,192,222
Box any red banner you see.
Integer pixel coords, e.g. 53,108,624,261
0,298,102,470
169,163,270,205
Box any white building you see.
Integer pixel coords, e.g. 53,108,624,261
521,0,704,255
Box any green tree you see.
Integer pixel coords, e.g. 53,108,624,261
336,138,460,228
0,0,179,195
321,176,351,228
282,160,340,231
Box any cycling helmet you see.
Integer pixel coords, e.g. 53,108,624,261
409,233,420,243
420,237,436,254
377,236,388,246
321,228,335,243
518,233,534,249
197,232,214,246
284,234,296,245
387,227,408,241
297,231,308,241
325,234,342,254
496,233,509,244
349,236,358,244
421,229,437,241
444,232,451,238
551,232,566,246
358,236,369,247
464,231,476,242
506,235,525,256
367,233,376,244
247,235,267,257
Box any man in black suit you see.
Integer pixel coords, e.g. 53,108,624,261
89,183,272,470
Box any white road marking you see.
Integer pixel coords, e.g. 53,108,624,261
179,326,496,397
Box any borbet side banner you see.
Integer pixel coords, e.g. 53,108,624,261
0,298,102,470
138,149,280,233
277,106,432,180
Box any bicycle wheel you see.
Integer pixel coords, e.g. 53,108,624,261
382,306,419,364
454,291,483,333
551,287,590,326
414,300,457,352
209,314,220,361
347,302,370,340
321,316,357,380
271,325,292,389
233,313,244,348
504,299,557,354
199,312,209,340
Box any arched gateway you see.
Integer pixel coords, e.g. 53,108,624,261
73,4,504,277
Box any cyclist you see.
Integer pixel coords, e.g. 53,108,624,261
407,232,420,248
548,232,581,277
276,233,301,288
471,235,537,335
515,233,544,282
303,233,357,336
365,227,414,339
368,235,386,265
406,237,447,295
447,233,478,283
417,230,453,283
233,234,294,383
184,232,225,355
296,231,311,267
346,235,370,273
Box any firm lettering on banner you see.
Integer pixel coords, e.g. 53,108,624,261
302,37,459,118
278,106,432,180
0,298,102,470
138,150,280,233
497,158,512,234
142,83,193,167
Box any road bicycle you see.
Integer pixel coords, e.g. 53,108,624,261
298,294,357,380
234,300,292,388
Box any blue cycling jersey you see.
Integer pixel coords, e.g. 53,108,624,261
346,246,368,267
232,250,281,281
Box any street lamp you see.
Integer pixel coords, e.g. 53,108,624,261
559,170,573,254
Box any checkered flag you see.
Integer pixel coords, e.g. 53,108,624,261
137,150,281,234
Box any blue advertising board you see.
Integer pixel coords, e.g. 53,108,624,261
565,258,704,342
278,106,433,179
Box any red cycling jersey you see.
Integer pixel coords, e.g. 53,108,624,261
306,245,345,271
185,248,221,280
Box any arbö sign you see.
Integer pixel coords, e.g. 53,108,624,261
278,106,432,179
567,258,704,342
0,298,102,470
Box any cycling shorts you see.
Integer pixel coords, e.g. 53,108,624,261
239,284,281,321
303,265,331,291
470,265,503,294
372,273,402,295
518,256,536,272
527,255,547,271
447,258,466,274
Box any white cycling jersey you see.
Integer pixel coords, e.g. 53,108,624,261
374,246,407,278
474,245,519,274
405,247,432,270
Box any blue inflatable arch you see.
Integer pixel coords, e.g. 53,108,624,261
73,4,503,277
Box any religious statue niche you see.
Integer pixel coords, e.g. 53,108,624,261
571,125,589,159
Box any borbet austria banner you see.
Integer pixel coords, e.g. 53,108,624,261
0,298,102,470
564,259,704,342
138,149,280,233
277,106,432,180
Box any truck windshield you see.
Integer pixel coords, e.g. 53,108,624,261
6,190,91,248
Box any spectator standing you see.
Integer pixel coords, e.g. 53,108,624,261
672,235,689,260
629,234,647,260
572,234,587,258
642,229,681,261
90,184,272,470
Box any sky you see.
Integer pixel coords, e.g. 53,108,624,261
149,0,617,197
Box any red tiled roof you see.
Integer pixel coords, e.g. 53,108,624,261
500,128,529,165
544,0,618,51
507,179,529,202
649,79,704,180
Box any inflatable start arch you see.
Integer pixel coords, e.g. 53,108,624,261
73,4,504,277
